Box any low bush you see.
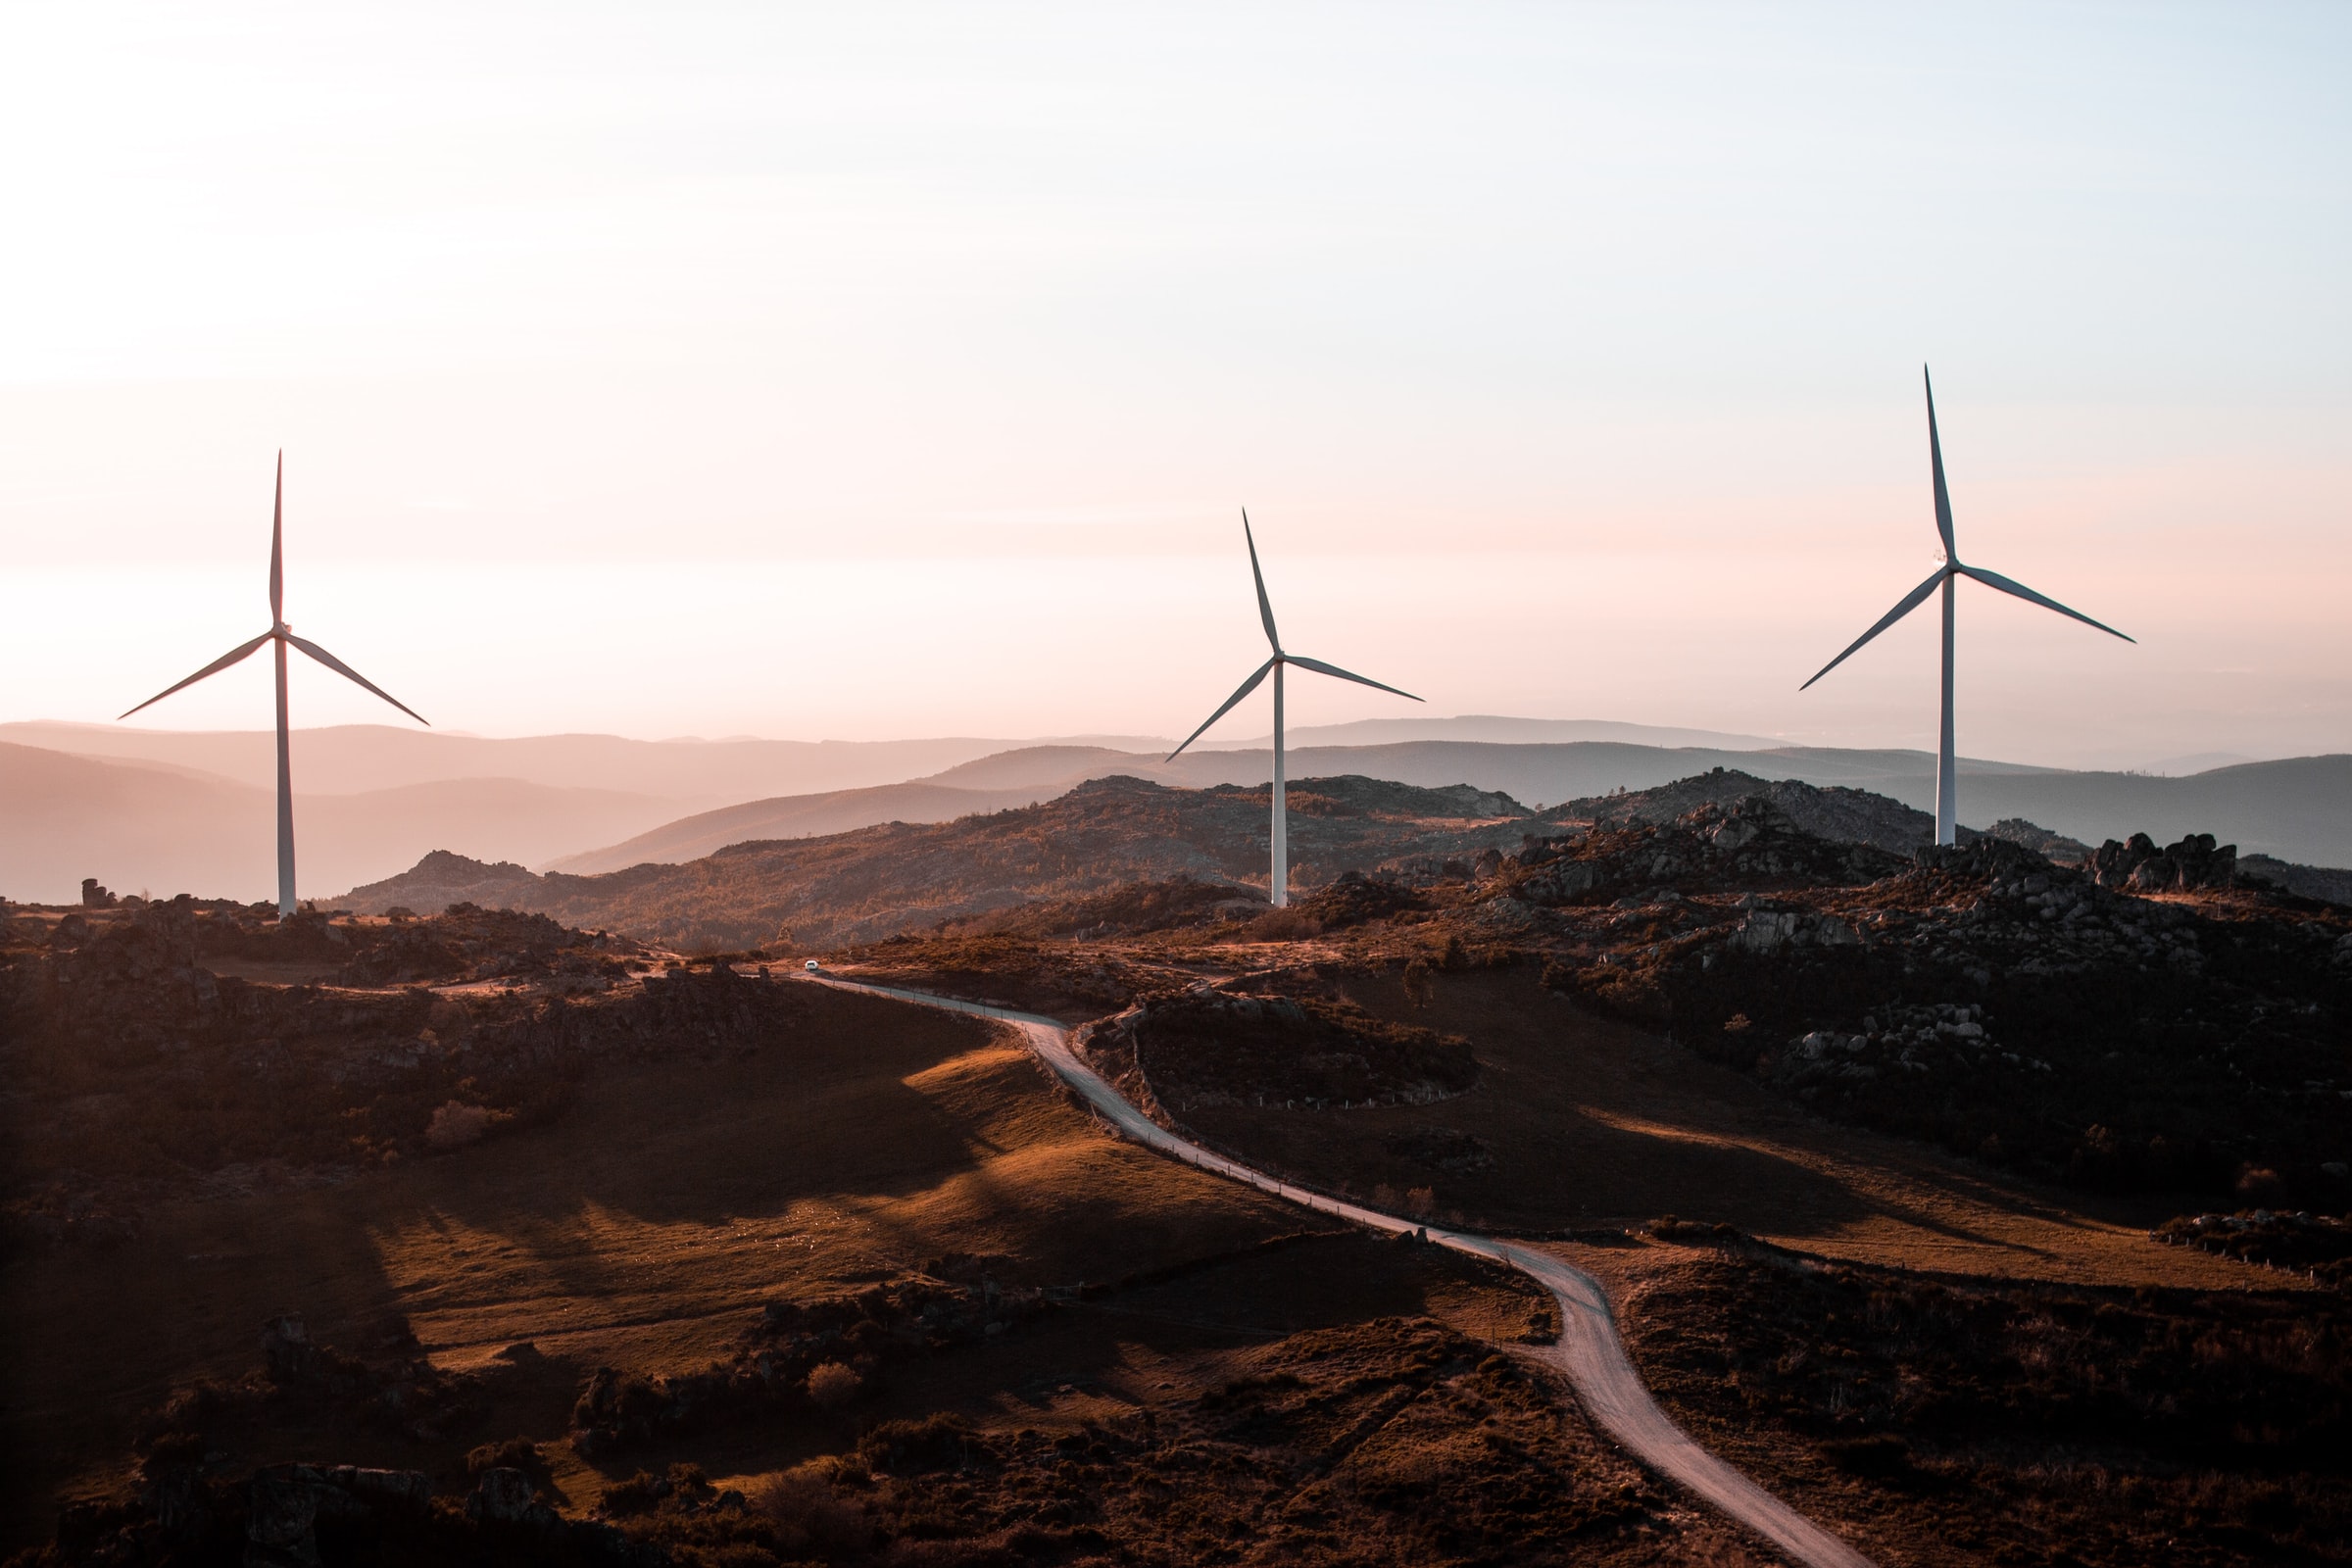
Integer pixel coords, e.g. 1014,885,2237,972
807,1360,861,1408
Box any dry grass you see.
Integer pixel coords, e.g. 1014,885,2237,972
1592,1240,2352,1567
0,983,1310,1543
1163,966,2262,1289
2,978,1693,1567
10,888,2321,1560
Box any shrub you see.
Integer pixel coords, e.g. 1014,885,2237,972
599,1463,710,1518
856,1413,988,1474
808,1361,862,1408
752,1469,867,1558
599,1470,665,1517
466,1437,550,1485
2237,1165,2287,1202
1244,907,1321,942
1824,1433,1912,1478
423,1102,496,1151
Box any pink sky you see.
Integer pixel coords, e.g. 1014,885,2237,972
3,4,2345,768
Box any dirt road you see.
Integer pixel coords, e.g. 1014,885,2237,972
818,977,1877,1568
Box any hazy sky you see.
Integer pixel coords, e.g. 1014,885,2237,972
4,2,2346,768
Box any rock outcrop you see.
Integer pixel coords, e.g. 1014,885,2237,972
466,1466,560,1529
2087,832,2238,892
245,1464,433,1568
1511,797,1908,907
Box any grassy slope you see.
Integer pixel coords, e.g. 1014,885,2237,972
1154,966,2257,1289
1592,1242,2350,1568
6,981,1741,1567
0,986,1304,1541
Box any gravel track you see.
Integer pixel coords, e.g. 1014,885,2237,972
814,975,1876,1568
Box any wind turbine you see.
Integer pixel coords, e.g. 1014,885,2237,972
122,453,428,917
1801,368,2132,846
1168,512,1421,906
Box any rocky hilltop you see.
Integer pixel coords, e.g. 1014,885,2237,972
837,789,2352,1209
337,767,2350,954
1551,765,2093,860
340,774,1538,951
0,899,822,1251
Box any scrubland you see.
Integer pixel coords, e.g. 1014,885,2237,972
4,907,1731,1566
7,769,2348,1564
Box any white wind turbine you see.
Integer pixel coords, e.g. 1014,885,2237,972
122,454,429,916
1168,512,1421,906
1801,368,2132,846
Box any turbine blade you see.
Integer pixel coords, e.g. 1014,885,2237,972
1166,656,1277,760
120,631,274,719
1242,509,1280,652
1955,564,2134,643
1799,567,1948,690
285,634,430,724
1285,653,1422,703
269,450,285,623
1925,366,1956,562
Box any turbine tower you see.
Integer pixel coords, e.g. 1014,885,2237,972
1168,512,1420,906
1802,368,2132,846
122,453,428,917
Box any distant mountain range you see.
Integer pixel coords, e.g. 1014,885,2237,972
547,741,2351,875
0,720,1073,799
2,716,2345,905
1215,715,1782,750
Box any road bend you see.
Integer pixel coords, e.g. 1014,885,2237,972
812,976,1878,1568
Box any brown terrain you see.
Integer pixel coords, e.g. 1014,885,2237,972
0,902,1748,1566
333,775,1535,951
4,768,2348,1565
335,764,2352,956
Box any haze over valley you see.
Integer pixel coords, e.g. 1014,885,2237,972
6,717,2347,906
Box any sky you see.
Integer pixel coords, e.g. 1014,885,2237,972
2,2,2346,770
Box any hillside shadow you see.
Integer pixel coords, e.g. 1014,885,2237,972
0,987,1041,1544
1158,966,2193,1279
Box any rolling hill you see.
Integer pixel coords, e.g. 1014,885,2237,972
343,774,1535,949
556,741,2352,875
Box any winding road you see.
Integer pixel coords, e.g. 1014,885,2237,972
818,976,1877,1568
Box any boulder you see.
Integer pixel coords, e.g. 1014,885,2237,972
467,1466,558,1528
1516,858,1601,905
243,1466,431,1568
244,1475,322,1568
1913,837,2052,881
1728,910,1861,954
261,1314,316,1386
